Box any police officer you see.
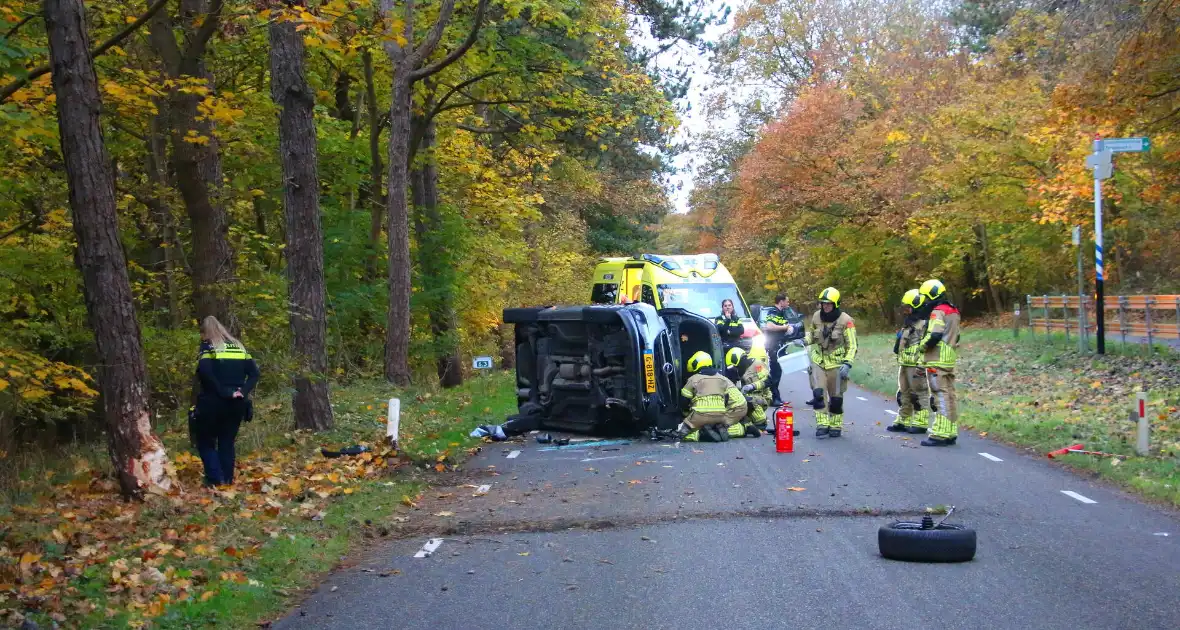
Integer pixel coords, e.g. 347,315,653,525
917,279,961,447
803,288,857,438
714,299,745,351
888,289,931,434
192,316,260,486
760,294,796,406
679,351,747,442
725,347,766,437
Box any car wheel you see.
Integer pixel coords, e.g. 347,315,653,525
878,519,976,563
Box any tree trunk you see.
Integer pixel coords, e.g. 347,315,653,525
146,103,180,328
270,10,334,432
973,223,1002,314
362,50,384,282
45,0,171,498
148,0,234,329
498,323,515,371
410,115,462,387
384,72,413,385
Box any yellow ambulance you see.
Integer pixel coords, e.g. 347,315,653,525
589,253,763,348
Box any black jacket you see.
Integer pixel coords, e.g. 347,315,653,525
195,340,260,408
714,314,745,345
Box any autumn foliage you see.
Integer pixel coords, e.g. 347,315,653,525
673,0,1180,323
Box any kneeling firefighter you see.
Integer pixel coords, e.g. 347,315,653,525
888,289,931,435
725,347,768,437
679,351,748,442
918,279,961,447
803,287,857,438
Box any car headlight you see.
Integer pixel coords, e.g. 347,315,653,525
750,335,766,354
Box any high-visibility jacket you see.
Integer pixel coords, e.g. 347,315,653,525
741,358,771,407
196,341,260,401
897,318,927,367
681,370,747,421
804,311,857,369
920,303,961,368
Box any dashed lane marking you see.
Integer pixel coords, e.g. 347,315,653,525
857,396,868,401
885,410,898,416
506,450,520,459
978,453,1003,462
413,538,444,558
1061,490,1097,504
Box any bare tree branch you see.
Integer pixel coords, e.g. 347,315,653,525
0,0,170,104
408,0,457,70
456,124,509,134
412,0,490,80
3,13,38,40
180,0,226,74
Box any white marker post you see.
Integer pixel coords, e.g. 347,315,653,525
387,397,401,450
1135,391,1149,456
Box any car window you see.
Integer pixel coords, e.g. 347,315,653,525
591,283,618,304
641,285,656,306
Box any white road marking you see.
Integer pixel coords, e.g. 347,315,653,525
885,410,898,416
857,396,868,401
580,455,625,462
474,484,491,496
1061,490,1097,504
506,450,520,459
413,538,444,558
1153,532,1170,537
978,453,1003,462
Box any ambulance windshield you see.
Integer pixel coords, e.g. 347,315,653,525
657,283,748,319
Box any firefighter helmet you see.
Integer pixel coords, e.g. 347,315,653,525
919,279,946,301
687,351,713,373
902,289,926,309
818,287,841,307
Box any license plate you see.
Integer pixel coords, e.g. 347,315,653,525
643,349,656,393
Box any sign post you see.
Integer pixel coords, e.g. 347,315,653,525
1084,137,1150,355
473,355,494,399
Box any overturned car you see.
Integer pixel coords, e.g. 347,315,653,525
502,303,726,435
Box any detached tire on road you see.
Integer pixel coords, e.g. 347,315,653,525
878,521,977,563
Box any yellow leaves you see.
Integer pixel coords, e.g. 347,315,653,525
0,377,7,391
1090,381,1102,389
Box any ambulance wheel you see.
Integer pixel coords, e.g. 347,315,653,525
878,520,976,563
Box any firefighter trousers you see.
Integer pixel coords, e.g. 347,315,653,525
809,365,848,429
926,367,958,439
897,366,930,429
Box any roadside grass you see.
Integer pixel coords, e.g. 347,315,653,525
0,372,517,629
851,328,1180,507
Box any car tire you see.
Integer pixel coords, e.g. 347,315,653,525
878,520,976,563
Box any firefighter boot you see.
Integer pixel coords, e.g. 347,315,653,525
744,423,762,438
907,409,930,434
815,411,830,437
826,398,844,437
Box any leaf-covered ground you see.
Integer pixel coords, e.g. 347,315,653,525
0,373,516,628
852,329,1180,505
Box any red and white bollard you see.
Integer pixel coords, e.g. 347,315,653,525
775,405,794,453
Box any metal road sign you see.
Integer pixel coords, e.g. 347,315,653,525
472,356,494,370
1101,137,1150,153
1086,150,1112,180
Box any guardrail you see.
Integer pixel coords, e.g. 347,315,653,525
1020,294,1180,351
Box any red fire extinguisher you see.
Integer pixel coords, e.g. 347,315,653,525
775,405,794,453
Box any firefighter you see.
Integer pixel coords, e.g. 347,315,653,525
679,351,748,442
714,299,745,351
803,287,857,438
725,347,767,437
917,279,961,447
888,289,931,434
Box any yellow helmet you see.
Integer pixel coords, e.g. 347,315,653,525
748,340,768,360
818,287,841,307
902,289,925,309
687,351,713,373
725,347,746,368
919,279,946,301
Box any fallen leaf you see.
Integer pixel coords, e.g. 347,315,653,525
434,511,455,517
979,432,988,437
518,552,530,556
1090,381,1102,389
787,487,806,492
628,480,642,485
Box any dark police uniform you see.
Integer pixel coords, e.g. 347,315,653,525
192,340,259,486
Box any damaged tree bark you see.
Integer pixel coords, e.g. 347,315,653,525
45,0,171,498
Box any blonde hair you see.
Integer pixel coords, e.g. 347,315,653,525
200,315,245,352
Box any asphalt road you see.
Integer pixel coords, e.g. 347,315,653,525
274,359,1180,630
